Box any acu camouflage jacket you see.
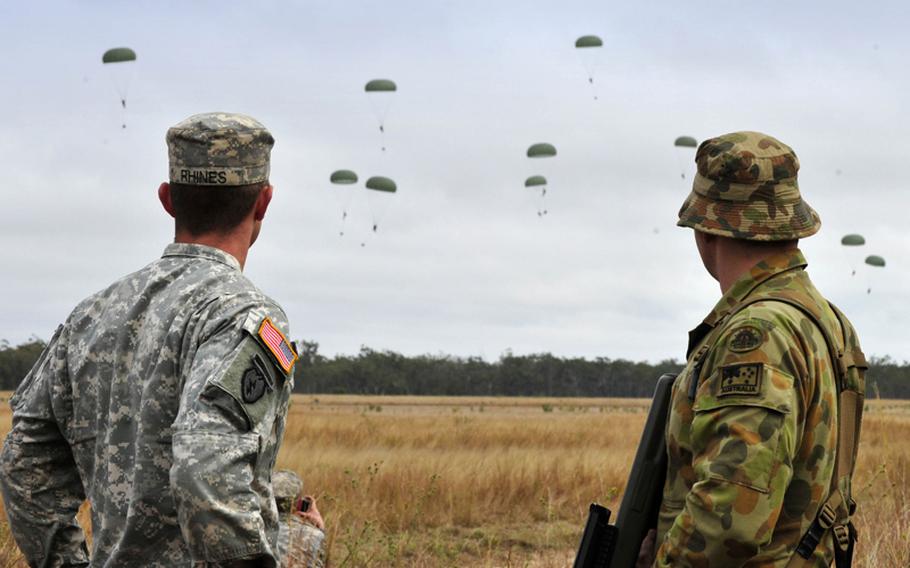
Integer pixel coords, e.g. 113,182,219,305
0,244,296,567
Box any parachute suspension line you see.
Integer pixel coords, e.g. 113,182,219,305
365,81,395,153
103,48,136,130
574,36,603,101
330,169,359,237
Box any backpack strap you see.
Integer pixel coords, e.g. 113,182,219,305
686,292,865,568
729,296,865,568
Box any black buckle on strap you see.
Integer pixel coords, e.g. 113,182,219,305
833,524,851,551
796,503,837,559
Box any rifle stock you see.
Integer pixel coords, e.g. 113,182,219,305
573,373,677,568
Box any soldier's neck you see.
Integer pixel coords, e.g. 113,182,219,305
174,227,252,270
714,240,797,294
717,255,761,294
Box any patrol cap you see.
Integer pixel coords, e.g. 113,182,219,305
272,470,303,514
677,131,821,241
167,112,274,186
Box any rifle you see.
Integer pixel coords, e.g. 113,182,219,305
573,373,677,568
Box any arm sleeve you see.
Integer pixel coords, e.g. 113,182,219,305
0,325,90,567
655,316,805,567
170,304,289,567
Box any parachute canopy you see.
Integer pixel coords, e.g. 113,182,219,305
525,175,547,187
865,255,886,268
841,234,866,246
102,47,136,64
527,143,557,158
674,136,697,148
575,35,603,48
365,79,397,92
330,170,358,185
365,176,397,193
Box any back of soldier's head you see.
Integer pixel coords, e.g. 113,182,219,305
166,112,275,235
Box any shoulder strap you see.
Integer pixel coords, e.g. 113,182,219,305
689,288,865,567
726,294,866,568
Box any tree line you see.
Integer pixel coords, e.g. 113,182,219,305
2,338,909,399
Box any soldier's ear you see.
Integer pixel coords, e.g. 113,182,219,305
158,182,176,218
253,185,273,221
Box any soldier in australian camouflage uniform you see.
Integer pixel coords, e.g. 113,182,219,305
0,113,299,567
650,132,866,567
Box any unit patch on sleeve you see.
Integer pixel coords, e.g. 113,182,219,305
719,363,763,397
728,324,764,353
241,365,268,403
257,317,298,375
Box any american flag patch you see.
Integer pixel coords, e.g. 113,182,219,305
257,317,298,374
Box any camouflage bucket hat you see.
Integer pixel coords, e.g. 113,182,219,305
677,131,821,241
167,112,274,186
273,470,303,514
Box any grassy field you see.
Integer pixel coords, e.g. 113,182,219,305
0,394,908,566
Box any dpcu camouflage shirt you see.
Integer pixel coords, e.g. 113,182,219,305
0,243,296,567
655,249,855,567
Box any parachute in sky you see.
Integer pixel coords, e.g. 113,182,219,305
674,136,698,180
102,47,137,129
330,170,359,236
864,254,886,293
527,143,557,158
674,136,697,148
364,79,397,152
331,170,358,184
102,47,136,65
865,255,886,267
574,35,603,100
365,176,397,232
841,234,866,246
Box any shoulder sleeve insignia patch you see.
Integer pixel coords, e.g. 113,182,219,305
241,365,268,403
257,317,298,375
728,324,765,353
719,363,763,396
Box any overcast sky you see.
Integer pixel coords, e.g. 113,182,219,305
1,1,908,362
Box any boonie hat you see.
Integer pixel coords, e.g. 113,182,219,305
167,112,274,186
677,131,820,241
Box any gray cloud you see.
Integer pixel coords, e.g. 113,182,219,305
1,1,907,363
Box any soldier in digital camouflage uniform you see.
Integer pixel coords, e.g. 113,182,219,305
272,470,325,568
650,132,866,567
0,112,299,567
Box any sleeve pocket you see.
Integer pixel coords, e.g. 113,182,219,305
690,366,795,493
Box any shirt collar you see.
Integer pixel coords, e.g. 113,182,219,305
686,248,807,357
161,243,242,271
703,248,808,327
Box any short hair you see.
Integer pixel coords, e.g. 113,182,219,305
169,182,267,235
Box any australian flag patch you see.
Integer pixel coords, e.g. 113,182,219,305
719,363,763,397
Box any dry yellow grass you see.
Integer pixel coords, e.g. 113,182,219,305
0,394,907,566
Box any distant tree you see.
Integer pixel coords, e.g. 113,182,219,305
2,337,909,399
0,337,47,391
